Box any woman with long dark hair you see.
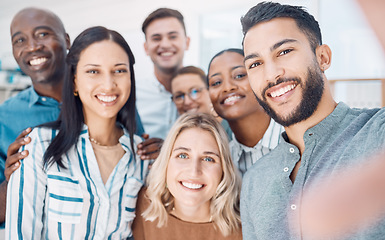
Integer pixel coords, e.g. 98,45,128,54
6,26,149,239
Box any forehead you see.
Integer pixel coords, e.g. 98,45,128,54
243,18,310,56
175,127,217,147
210,52,244,72
11,9,63,35
78,40,129,64
172,73,205,90
145,17,185,36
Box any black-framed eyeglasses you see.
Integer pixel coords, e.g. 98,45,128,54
171,87,204,104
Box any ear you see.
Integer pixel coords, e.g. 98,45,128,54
73,75,78,92
316,44,332,71
185,36,191,51
143,41,150,56
65,33,71,50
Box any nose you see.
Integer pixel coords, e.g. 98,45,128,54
159,37,172,48
190,159,202,176
264,61,284,83
103,74,116,90
222,77,237,93
183,93,195,105
26,38,43,52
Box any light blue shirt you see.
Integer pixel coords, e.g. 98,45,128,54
6,125,150,239
230,118,283,176
136,73,178,139
0,87,60,184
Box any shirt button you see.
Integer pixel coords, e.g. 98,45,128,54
41,97,46,101
283,167,289,172
289,148,295,153
291,204,297,210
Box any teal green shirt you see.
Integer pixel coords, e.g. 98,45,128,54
241,103,385,240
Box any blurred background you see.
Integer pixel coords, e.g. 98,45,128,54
0,0,384,107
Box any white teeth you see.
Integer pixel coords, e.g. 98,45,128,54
97,95,117,102
223,95,241,105
182,182,203,189
160,52,173,57
270,84,296,98
29,57,47,66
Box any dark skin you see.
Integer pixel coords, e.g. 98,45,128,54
2,8,162,224
208,51,272,148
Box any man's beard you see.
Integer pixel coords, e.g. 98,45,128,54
254,65,324,127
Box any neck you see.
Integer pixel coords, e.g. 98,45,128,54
229,110,271,147
153,65,181,93
285,86,337,155
33,80,63,102
172,201,212,223
86,117,122,146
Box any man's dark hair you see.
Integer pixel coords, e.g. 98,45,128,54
142,8,186,36
241,1,322,51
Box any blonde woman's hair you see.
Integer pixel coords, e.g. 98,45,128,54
142,113,241,236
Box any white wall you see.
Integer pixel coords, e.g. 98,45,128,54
0,0,384,107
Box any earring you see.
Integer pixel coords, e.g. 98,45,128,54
74,91,78,96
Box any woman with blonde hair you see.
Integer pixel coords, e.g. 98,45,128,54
132,113,242,239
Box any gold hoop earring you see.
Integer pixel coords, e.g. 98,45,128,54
74,91,78,96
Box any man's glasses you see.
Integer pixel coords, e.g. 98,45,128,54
171,87,204,104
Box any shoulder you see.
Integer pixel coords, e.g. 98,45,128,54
0,88,31,109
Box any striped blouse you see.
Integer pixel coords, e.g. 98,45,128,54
230,118,283,176
6,125,149,239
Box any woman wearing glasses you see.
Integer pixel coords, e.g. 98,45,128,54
170,66,232,139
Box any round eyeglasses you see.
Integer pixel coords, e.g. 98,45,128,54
171,87,204,104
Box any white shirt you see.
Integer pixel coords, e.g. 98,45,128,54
6,125,149,239
230,119,283,176
136,72,178,139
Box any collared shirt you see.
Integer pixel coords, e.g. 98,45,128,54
136,72,178,139
241,103,385,240
0,87,61,184
230,118,283,176
6,125,150,239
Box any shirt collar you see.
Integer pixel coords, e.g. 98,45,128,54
28,87,61,108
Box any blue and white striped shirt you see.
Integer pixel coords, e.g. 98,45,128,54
230,118,283,176
6,125,149,239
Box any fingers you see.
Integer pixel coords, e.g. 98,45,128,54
7,128,32,157
4,150,28,182
137,138,164,160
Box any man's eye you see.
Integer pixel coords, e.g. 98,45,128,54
249,62,261,69
37,32,48,38
13,38,25,45
279,49,292,56
177,153,188,159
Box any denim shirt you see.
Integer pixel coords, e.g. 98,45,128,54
0,87,61,184
241,103,385,240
